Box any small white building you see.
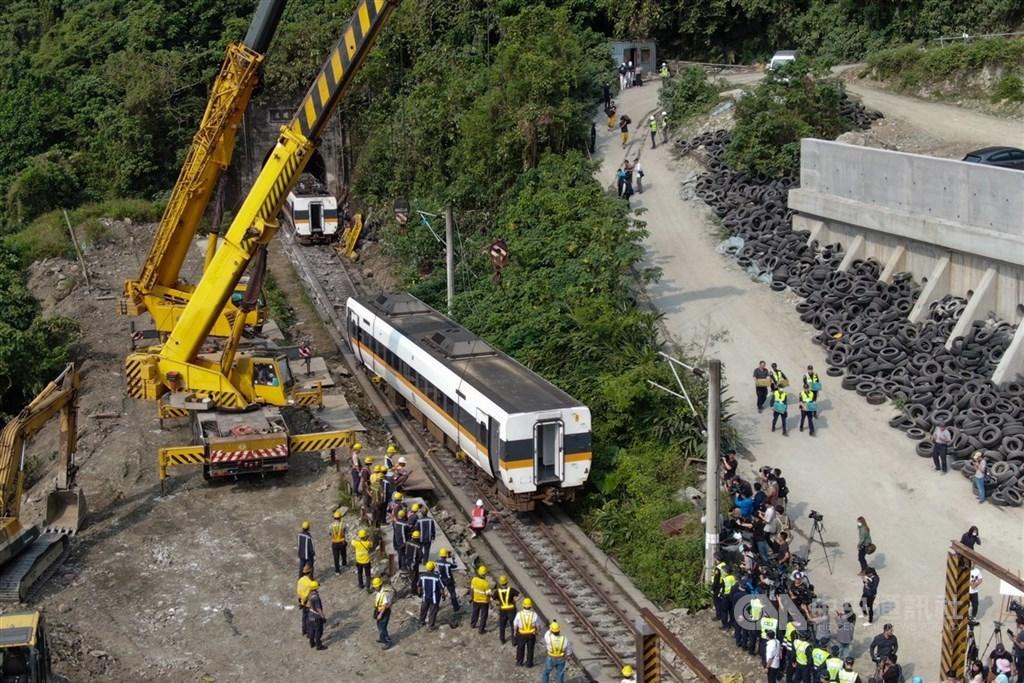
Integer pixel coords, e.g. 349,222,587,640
611,40,658,76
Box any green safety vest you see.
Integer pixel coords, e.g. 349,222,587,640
826,657,843,680
649,119,657,132
722,574,736,595
749,598,763,621
838,669,859,683
811,648,829,667
759,616,778,639
794,640,811,666
784,621,798,643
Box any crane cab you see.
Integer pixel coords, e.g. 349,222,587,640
235,354,295,406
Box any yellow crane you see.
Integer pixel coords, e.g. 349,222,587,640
126,0,398,411
120,0,290,337
126,0,398,485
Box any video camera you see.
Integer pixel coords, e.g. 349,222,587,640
1009,600,1024,621
808,510,824,523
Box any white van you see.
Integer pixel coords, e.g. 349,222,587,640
768,50,799,71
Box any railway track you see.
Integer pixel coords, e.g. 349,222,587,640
280,227,692,682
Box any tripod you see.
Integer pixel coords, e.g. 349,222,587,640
966,621,1004,674
810,518,834,576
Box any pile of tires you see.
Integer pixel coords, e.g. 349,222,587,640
681,129,1024,506
840,93,884,130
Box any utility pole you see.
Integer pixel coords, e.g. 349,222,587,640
704,358,721,585
444,205,455,316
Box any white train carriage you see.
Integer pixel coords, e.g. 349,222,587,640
346,293,592,510
286,174,339,244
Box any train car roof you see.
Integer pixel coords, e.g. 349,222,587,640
354,293,585,415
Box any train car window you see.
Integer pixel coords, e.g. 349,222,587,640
478,420,488,446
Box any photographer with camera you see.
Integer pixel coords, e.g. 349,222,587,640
1012,616,1024,683
860,567,880,624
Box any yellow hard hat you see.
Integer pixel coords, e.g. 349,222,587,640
333,510,341,519
439,548,449,558
358,528,368,539
523,597,533,608
477,565,488,576
411,503,421,512
372,576,383,588
364,456,373,464
425,560,436,571
499,575,508,586
308,580,320,590
376,465,385,473
301,520,310,530
622,665,634,677
353,442,363,450
387,444,397,454
397,510,407,519
302,564,312,575
412,530,421,539
394,492,404,500
550,621,560,633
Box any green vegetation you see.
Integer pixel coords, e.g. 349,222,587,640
659,67,720,125
602,0,1024,63
726,61,849,177
866,37,1024,101
262,272,295,336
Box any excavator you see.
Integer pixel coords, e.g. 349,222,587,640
120,0,289,338
126,0,399,485
0,364,87,683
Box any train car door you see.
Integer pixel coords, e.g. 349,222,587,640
534,419,563,483
475,409,498,478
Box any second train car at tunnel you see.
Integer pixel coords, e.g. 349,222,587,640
345,293,592,510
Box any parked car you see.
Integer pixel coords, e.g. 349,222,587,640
962,146,1024,171
768,50,799,71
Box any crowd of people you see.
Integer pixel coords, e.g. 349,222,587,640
753,361,823,437
293,440,602,683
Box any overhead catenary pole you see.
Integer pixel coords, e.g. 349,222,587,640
704,358,722,585
445,205,455,316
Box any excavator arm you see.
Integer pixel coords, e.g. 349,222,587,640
121,0,289,337
126,0,399,409
0,364,81,544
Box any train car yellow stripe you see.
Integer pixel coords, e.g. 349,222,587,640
354,339,489,455
565,451,592,463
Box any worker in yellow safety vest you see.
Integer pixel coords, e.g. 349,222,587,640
470,565,494,634
494,575,521,644
719,570,737,629
792,632,812,683
329,510,347,573
514,597,538,667
542,621,572,683
811,642,830,682
372,576,393,650
838,656,860,682
296,564,315,637
351,528,375,592
746,595,764,654
772,387,790,436
825,645,844,681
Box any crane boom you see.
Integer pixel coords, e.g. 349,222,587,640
126,0,398,409
121,0,289,336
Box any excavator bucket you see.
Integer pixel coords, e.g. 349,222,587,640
43,489,86,535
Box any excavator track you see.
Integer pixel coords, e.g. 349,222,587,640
0,532,68,602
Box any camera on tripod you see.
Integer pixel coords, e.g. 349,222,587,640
808,510,824,523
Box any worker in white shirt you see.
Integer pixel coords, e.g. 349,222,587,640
541,621,572,683
764,629,782,683
970,567,983,620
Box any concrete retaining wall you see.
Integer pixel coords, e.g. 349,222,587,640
788,139,1024,383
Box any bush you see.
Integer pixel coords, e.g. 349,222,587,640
5,152,84,226
867,37,1024,92
992,74,1024,102
726,61,847,177
659,66,719,125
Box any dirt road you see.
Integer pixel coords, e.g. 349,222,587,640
601,80,1023,678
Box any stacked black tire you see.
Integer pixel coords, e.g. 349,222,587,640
682,129,1024,506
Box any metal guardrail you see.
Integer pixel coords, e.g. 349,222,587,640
935,30,1024,44
638,607,721,682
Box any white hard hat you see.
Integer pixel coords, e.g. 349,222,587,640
662,111,667,116
650,115,655,120
398,456,407,464
475,499,483,506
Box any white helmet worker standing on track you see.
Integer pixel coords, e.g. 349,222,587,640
470,499,488,538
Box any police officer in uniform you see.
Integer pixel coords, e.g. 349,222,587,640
759,605,779,665
719,567,737,629
791,631,812,683
297,520,315,577
392,509,410,568
402,530,424,596
372,576,393,650
514,597,538,667
495,575,521,644
810,641,830,682
418,560,443,629
747,592,765,654
804,365,822,401
838,657,861,682
799,382,817,436
436,547,460,612
711,559,727,622
306,581,327,650
329,510,347,573
825,645,844,681
772,386,790,436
